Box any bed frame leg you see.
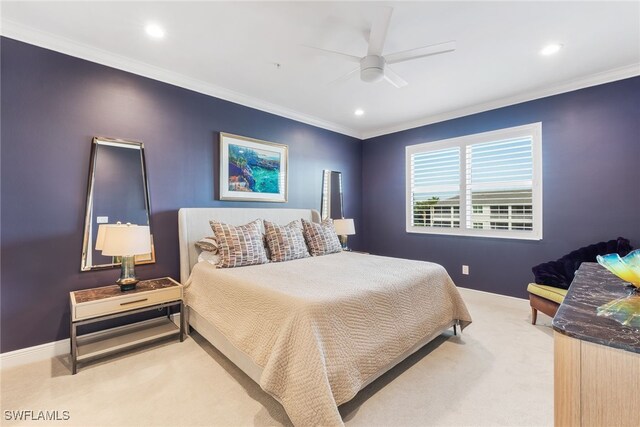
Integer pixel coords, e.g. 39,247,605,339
453,324,457,336
183,305,192,336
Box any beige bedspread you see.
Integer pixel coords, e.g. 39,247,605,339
185,251,472,426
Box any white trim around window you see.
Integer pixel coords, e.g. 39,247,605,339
405,122,543,240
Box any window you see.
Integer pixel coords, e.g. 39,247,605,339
433,221,452,228
490,205,509,216
512,223,533,231
512,205,532,214
433,206,451,215
490,222,509,230
511,205,533,220
406,123,542,240
409,146,461,229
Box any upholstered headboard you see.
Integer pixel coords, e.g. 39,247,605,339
178,207,321,283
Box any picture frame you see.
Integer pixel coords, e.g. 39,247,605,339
219,133,288,202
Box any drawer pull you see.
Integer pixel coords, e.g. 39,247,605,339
120,298,148,306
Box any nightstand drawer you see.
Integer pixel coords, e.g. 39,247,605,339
74,287,181,321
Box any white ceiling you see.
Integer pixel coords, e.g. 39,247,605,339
2,1,639,139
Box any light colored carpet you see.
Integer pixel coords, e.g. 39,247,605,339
0,288,554,426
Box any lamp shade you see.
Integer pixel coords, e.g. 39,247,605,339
95,223,121,251
95,223,128,251
100,224,151,256
333,218,355,236
95,224,109,251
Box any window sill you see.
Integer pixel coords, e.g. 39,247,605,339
406,226,542,241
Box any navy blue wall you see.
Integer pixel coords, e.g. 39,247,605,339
362,77,640,298
2,35,638,353
0,37,362,352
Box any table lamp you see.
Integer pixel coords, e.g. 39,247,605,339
333,218,356,251
96,223,151,291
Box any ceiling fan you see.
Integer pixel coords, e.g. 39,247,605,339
307,7,456,88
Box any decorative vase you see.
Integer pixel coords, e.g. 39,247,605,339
596,249,640,288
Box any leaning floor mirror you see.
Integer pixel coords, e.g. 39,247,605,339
321,170,344,220
80,137,155,271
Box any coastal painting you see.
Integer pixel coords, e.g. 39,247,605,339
219,133,288,202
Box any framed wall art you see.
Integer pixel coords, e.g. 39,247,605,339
219,133,288,202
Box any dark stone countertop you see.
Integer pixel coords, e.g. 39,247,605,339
552,262,640,354
73,277,178,303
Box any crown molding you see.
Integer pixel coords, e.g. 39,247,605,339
362,63,640,140
2,19,638,142
0,19,361,139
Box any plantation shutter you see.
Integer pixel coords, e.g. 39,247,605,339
466,137,534,231
406,123,541,239
410,147,461,228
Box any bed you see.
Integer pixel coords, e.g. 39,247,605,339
178,207,472,426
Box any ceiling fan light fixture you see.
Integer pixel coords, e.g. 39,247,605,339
361,68,384,83
307,7,456,89
360,55,385,83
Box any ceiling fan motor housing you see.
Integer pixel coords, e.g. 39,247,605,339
360,55,386,83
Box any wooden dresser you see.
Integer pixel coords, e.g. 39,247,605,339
552,263,639,427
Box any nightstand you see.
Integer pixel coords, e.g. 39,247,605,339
69,277,184,374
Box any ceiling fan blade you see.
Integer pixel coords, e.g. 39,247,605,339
303,45,361,63
328,67,359,85
367,6,393,56
385,41,456,65
384,67,408,88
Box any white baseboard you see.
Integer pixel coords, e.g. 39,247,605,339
0,313,182,370
458,286,528,302
0,339,71,370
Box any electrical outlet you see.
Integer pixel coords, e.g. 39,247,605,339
96,216,109,224
462,265,469,275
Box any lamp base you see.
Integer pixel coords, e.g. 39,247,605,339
116,256,139,292
118,283,138,292
339,235,349,251
116,280,139,292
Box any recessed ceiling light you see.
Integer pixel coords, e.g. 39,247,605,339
145,23,165,39
354,109,365,116
540,43,562,56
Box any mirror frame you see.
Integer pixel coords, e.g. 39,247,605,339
80,136,155,271
321,170,344,220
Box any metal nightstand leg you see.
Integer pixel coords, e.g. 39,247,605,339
179,301,185,342
70,321,78,375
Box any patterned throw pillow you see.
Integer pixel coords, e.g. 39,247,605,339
209,219,269,268
264,220,310,262
195,236,219,254
301,218,342,256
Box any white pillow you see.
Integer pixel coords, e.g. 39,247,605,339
195,236,219,254
198,250,221,266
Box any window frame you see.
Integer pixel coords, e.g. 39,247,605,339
405,122,543,240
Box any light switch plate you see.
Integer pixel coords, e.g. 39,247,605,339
96,216,109,224
462,265,469,275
